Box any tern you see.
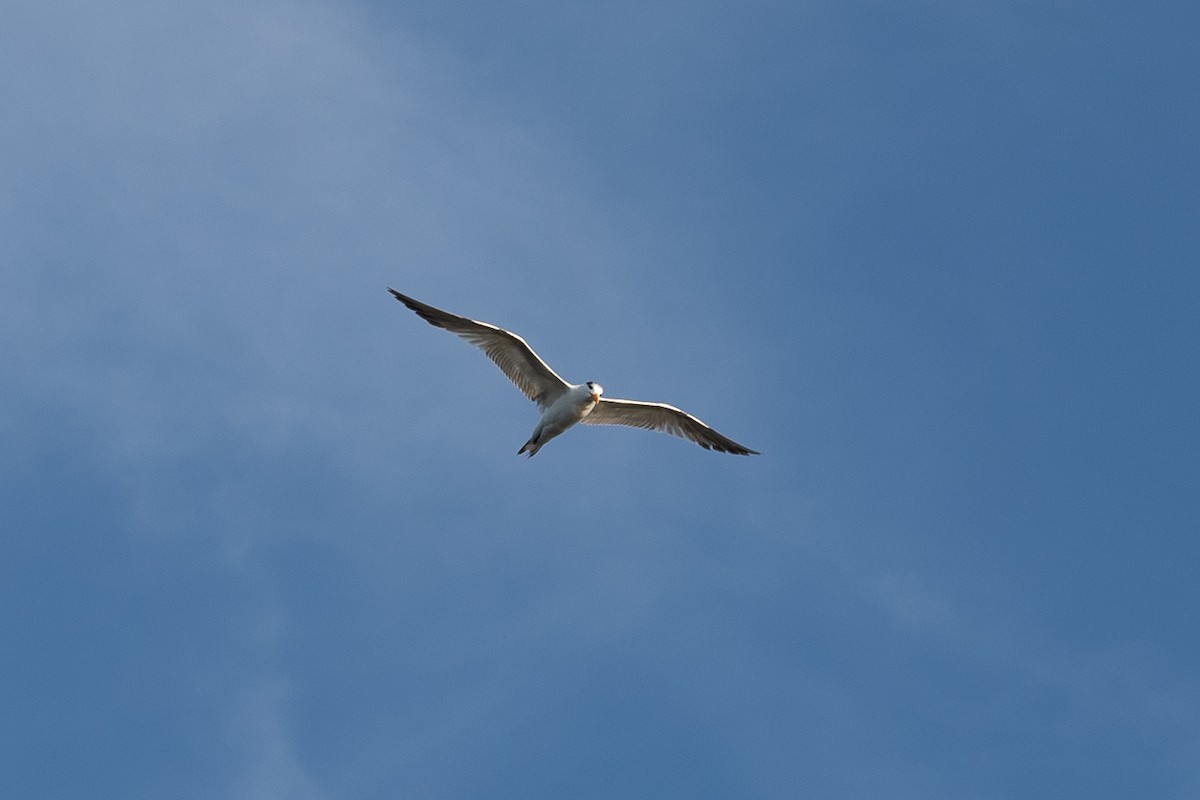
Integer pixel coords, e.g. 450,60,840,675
389,289,759,457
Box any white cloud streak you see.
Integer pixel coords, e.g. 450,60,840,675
232,680,328,800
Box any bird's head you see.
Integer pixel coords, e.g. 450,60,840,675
586,381,604,402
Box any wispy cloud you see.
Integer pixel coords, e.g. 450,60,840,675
870,568,1200,786
232,680,327,800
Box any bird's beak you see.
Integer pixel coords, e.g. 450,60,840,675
591,393,600,403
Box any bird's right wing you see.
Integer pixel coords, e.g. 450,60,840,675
389,289,570,410
583,397,759,455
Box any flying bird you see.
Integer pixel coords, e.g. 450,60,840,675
389,289,759,457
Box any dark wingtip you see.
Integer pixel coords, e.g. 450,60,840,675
714,438,759,456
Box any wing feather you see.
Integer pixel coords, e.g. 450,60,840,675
582,397,759,455
389,289,569,410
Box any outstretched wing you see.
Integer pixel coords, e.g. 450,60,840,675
583,397,759,455
389,289,569,410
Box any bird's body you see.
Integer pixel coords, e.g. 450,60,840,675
518,382,601,456
389,289,758,457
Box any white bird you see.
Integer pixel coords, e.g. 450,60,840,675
389,289,759,457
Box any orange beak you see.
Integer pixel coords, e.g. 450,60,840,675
591,393,600,403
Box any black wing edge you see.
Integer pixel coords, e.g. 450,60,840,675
387,288,477,331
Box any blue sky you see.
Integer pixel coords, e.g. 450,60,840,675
3,0,1198,797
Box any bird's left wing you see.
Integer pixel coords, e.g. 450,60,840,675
389,289,570,410
582,397,759,455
